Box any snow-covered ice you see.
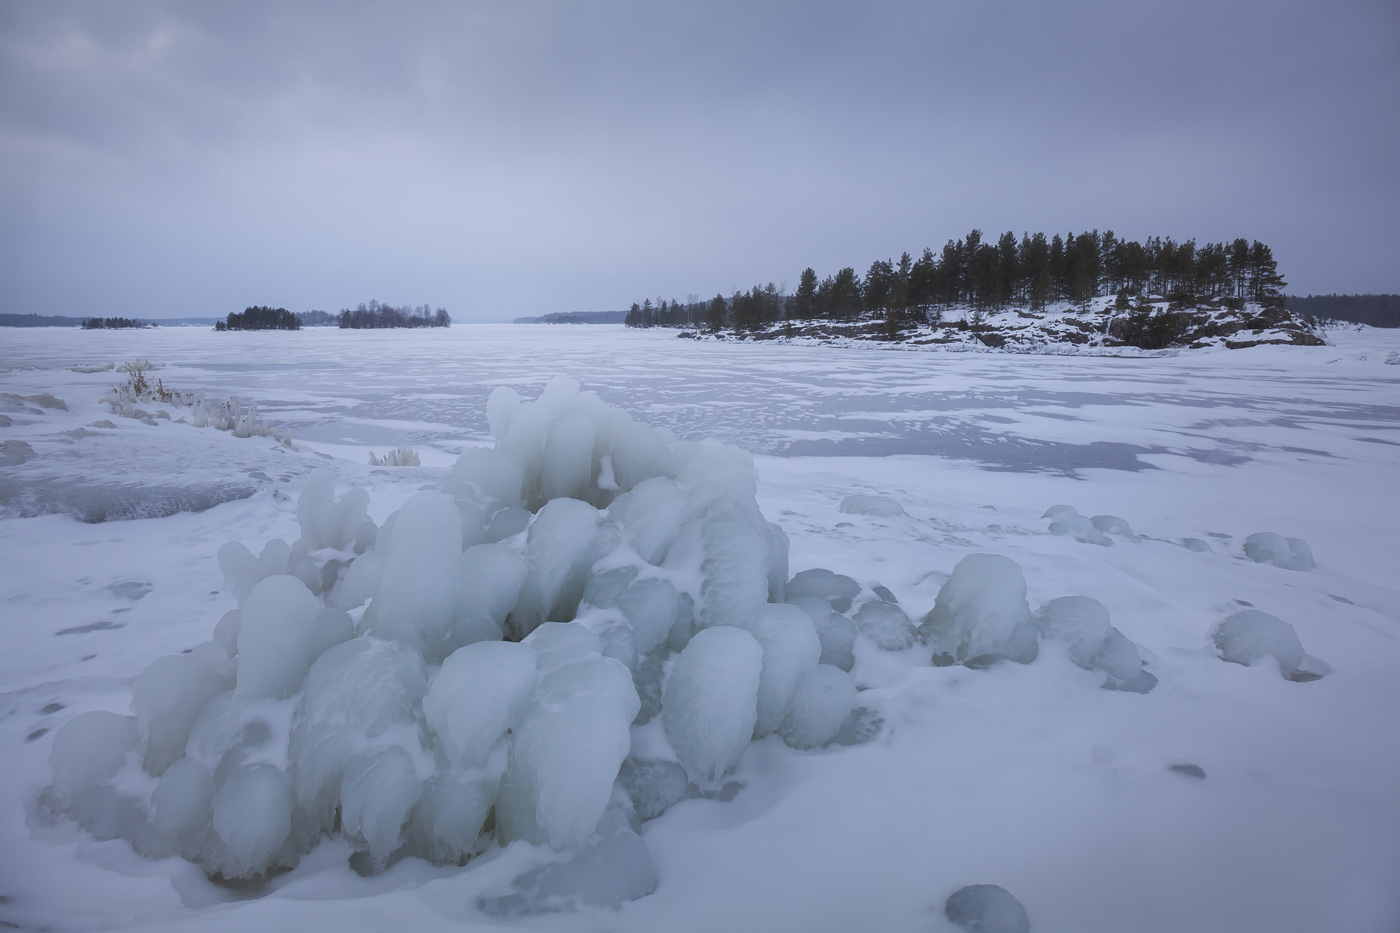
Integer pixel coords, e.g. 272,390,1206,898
1,323,1399,932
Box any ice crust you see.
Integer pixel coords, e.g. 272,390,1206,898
46,378,858,908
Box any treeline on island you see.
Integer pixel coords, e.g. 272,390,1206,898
214,301,451,331
81,317,145,329
336,300,450,329
624,229,1288,332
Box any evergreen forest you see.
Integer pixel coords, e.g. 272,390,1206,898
215,306,300,331
624,230,1288,331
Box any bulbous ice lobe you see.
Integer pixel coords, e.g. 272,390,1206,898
663,626,764,790
236,575,321,700
423,641,537,768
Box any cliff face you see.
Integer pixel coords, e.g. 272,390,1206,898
686,297,1327,352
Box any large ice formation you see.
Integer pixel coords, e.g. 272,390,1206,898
45,378,856,906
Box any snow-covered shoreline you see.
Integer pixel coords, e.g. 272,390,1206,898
1,324,1397,932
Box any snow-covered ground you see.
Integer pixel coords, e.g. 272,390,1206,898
2,324,1398,932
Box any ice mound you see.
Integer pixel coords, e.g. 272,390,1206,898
1089,514,1137,540
1033,596,1153,690
919,554,1038,666
786,568,861,613
787,596,857,671
45,378,854,905
838,494,906,517
1243,532,1315,571
1212,609,1308,678
851,599,918,651
1042,505,1111,546
945,884,1031,933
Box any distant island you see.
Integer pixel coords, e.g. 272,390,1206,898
514,311,626,324
0,313,218,327
337,300,450,329
215,305,301,331
82,317,146,329
619,229,1395,350
212,301,451,331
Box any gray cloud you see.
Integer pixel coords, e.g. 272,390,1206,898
2,0,1397,320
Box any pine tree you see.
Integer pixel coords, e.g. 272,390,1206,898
793,267,817,319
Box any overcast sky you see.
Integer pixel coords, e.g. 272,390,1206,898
3,1,1397,321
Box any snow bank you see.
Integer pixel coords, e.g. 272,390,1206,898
44,377,856,908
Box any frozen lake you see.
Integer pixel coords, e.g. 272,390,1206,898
2,324,1398,932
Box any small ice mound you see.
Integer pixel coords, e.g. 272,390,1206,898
838,494,906,517
1182,537,1212,553
919,554,1037,667
779,664,856,750
1047,513,1112,546
1092,629,1141,680
662,626,763,791
1212,609,1307,678
1090,514,1137,540
481,808,658,914
852,600,917,651
945,884,1030,933
785,569,861,614
1033,597,1112,669
1243,532,1315,571
620,757,690,821
739,603,822,738
1041,504,1078,522
871,584,898,603
786,596,856,672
